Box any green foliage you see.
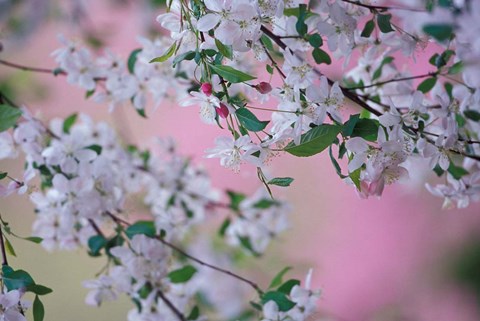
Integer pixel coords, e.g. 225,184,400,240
235,108,269,132
150,42,177,63
239,236,260,256
312,48,331,65
464,110,480,122
277,279,300,294
285,125,342,157
372,56,394,81
125,221,156,239
417,77,437,93
448,162,469,180
215,39,233,59
88,235,107,256
33,295,45,321
172,50,196,67
187,306,200,320
62,113,77,134
343,116,379,142
308,33,323,48
127,49,142,74
295,4,308,36
0,104,22,132
168,265,198,283
0,172,7,180
261,291,296,312
423,24,454,41
218,218,231,236
208,64,256,83
226,190,246,211
267,177,294,187
377,14,394,33
85,144,102,155
361,20,375,38
269,267,292,289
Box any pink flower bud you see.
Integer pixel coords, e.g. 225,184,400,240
216,103,229,119
200,83,213,96
254,82,272,94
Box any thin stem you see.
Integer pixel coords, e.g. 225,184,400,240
0,59,62,75
259,37,286,79
347,73,437,90
0,226,9,266
340,0,426,12
88,219,105,238
157,289,187,321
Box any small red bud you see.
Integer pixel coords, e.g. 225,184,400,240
254,82,272,94
200,82,213,96
216,103,229,119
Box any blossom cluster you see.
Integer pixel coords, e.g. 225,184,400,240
40,2,480,206
140,0,480,208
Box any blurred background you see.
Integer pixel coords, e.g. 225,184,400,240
1,1,480,320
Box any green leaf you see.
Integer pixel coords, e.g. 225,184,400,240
88,235,107,256
235,108,269,132
24,236,43,244
2,268,35,291
342,114,360,137
277,279,300,294
266,64,274,75
285,124,342,157
125,221,156,239
261,291,296,312
187,306,200,320
349,118,379,142
215,39,233,59
127,48,142,74
464,110,480,121
308,33,323,47
136,108,147,118
267,177,294,187
239,236,260,256
448,163,469,180
312,48,331,65
218,218,231,236
449,61,464,75
349,167,362,190
4,238,16,257
85,89,95,99
0,172,7,180
329,145,347,179
62,113,78,134
253,199,278,209
85,144,102,155
261,35,274,51
417,77,437,93
361,20,375,37
150,42,177,63
0,104,22,132
27,284,53,296
423,24,454,41
208,64,256,83
172,50,196,67
33,295,45,321
269,267,292,289
226,190,246,211
377,14,394,33
295,4,308,36
168,265,197,283
372,56,395,81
